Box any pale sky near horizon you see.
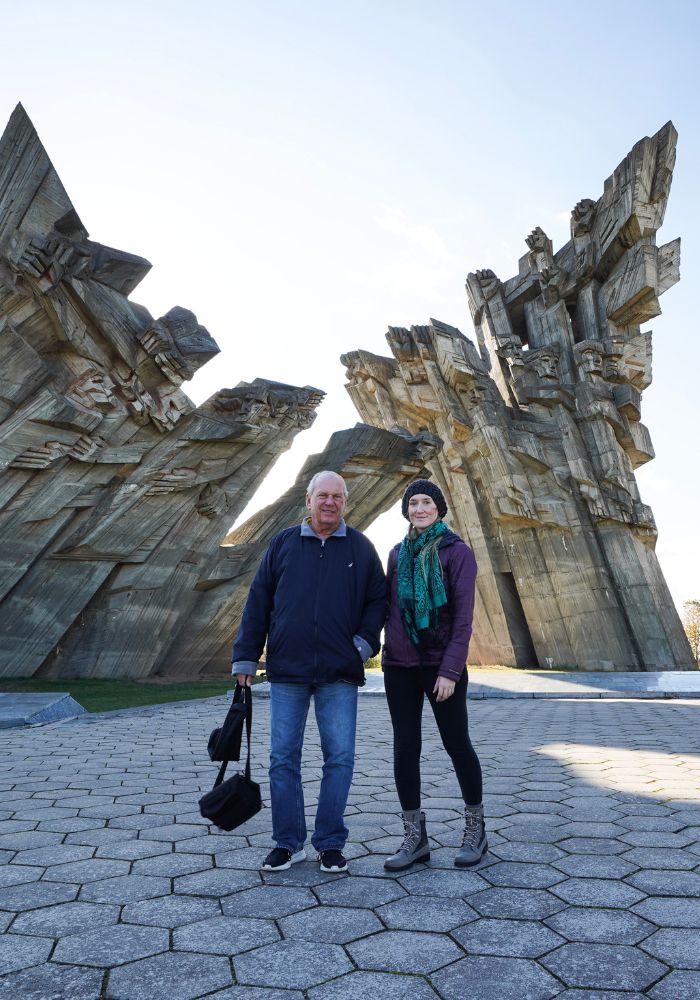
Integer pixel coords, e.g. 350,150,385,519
2,0,699,614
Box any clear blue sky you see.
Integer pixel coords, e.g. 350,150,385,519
3,0,698,610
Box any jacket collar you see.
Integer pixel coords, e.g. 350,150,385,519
300,517,347,539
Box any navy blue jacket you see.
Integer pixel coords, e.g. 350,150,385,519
232,525,386,685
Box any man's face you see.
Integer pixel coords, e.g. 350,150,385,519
306,473,347,535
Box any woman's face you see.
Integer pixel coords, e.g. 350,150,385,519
407,493,439,534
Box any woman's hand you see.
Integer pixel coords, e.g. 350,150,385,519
433,675,455,702
236,673,254,687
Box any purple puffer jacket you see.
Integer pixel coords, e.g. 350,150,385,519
382,530,477,681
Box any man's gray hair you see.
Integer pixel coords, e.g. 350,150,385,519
306,470,348,498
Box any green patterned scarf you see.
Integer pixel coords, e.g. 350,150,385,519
397,520,449,645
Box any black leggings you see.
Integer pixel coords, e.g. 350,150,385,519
384,665,483,810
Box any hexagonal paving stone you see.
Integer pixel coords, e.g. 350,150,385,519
11,900,120,937
173,868,259,897
10,844,94,867
558,837,627,855
545,906,655,944
0,864,43,888
490,842,565,864
206,988,304,1000
541,942,667,991
468,887,566,919
633,896,700,927
551,877,645,908
38,818,104,834
80,874,170,903
481,862,565,889
648,970,700,999
453,917,565,957
307,970,439,999
376,894,478,931
222,885,317,919
95,840,170,861
42,858,130,883
279,904,382,943
65,828,137,847
0,933,53,975
53,923,168,967
139,823,207,842
397,867,489,897
107,950,232,999
552,854,638,878
206,846,264,870
0,831,64,851
122,893,220,927
346,929,462,973
132,853,212,877
0,880,78,910
334,854,397,879
174,914,279,954
621,847,698,870
556,822,625,839
0,963,103,1000
432,955,560,1000
262,865,345,887
315,875,405,908
627,870,700,896
641,928,700,968
501,823,569,844
555,991,647,999
234,939,352,989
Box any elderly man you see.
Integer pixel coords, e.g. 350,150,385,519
232,470,385,872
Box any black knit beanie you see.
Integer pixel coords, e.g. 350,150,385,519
401,479,448,520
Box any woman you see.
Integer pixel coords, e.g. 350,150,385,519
382,479,486,871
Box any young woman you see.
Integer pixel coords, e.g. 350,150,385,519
382,479,486,871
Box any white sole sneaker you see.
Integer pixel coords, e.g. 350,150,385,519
262,848,306,871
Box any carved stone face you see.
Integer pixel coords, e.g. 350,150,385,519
577,346,603,376
603,357,621,381
529,351,559,380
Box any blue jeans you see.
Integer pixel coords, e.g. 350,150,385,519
269,681,358,853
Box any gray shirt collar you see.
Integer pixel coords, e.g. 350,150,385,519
300,517,347,539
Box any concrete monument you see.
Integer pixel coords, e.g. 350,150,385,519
344,122,694,670
0,105,425,678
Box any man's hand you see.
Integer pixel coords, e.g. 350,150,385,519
433,676,456,703
236,674,254,687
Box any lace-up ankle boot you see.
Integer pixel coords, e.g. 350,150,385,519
384,809,430,872
455,802,488,867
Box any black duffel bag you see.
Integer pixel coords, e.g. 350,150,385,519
199,686,262,832
207,682,248,762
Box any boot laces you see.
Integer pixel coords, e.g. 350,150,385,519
462,809,482,849
400,819,420,852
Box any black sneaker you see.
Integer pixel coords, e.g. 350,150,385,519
262,847,306,871
318,849,348,872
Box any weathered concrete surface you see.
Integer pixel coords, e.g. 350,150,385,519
0,692,86,728
0,106,434,682
0,691,698,997
0,104,325,681
344,122,694,672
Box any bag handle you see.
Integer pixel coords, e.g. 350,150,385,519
214,685,253,787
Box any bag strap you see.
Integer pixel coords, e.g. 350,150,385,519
243,685,253,781
213,686,253,787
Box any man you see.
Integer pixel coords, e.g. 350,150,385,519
232,470,385,872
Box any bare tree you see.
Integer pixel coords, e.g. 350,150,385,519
682,600,700,667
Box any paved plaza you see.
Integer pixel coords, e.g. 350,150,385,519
1,689,699,999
